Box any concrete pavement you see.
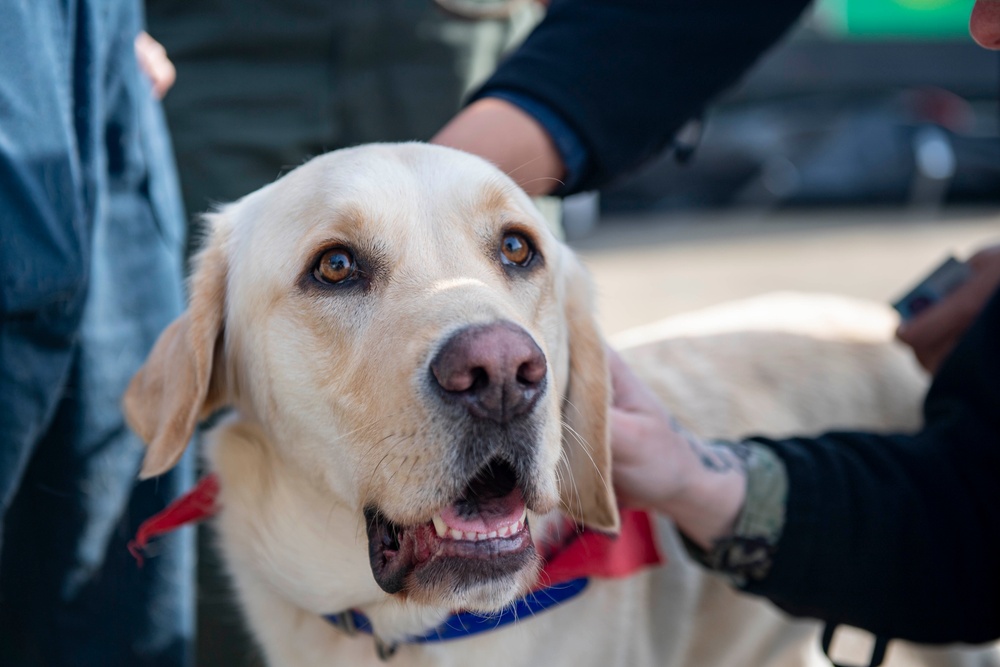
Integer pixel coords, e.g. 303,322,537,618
572,207,1000,336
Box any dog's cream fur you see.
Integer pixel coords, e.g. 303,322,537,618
125,143,998,667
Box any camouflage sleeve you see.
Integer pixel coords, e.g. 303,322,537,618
683,441,787,586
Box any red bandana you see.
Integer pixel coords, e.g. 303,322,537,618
129,474,663,581
128,474,220,566
539,509,663,587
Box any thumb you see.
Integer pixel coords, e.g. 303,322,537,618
607,346,660,414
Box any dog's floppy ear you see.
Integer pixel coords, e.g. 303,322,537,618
123,226,229,479
557,251,621,533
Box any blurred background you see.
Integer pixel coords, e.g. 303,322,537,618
578,209,997,337
596,0,1000,219
569,0,1000,341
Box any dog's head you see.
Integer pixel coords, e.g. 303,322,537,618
124,143,618,612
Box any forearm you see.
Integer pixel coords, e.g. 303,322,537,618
740,289,1000,643
657,438,748,551
637,430,789,590
609,290,1000,642
431,98,565,197
610,349,768,557
468,0,811,193
744,424,1000,643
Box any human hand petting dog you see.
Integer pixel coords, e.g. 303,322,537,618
608,347,747,551
897,243,1000,374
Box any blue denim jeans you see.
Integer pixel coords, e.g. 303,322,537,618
0,2,193,665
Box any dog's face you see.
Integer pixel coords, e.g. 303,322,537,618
124,143,618,613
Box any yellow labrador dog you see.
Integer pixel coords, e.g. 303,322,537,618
124,143,997,667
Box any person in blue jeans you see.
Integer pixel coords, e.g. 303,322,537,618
0,2,192,665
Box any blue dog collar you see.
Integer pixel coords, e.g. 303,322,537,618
325,577,589,659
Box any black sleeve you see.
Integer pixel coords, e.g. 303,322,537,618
743,288,1000,644
471,0,811,193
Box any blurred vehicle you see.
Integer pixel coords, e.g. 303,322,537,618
601,0,1000,213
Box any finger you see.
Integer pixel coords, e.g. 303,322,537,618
968,245,1000,282
898,302,978,374
970,0,1000,49
151,59,177,99
607,347,657,412
135,32,177,99
606,347,638,407
914,338,954,375
899,243,1000,340
609,408,647,454
897,277,982,346
896,262,1000,373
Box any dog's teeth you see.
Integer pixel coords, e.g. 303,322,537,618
519,507,527,523
432,515,526,541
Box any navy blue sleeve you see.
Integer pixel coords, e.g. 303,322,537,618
743,288,1000,644
471,0,811,193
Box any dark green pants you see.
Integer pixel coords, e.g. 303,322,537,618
148,0,536,255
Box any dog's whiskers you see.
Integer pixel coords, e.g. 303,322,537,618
553,451,586,531
502,155,544,179
365,451,394,502
334,411,404,450
357,431,426,525
350,412,410,466
518,175,566,191
560,410,613,497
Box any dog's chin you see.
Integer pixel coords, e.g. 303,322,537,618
364,458,541,611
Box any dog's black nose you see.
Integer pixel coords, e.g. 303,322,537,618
430,321,546,424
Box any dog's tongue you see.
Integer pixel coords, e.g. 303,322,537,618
440,488,525,534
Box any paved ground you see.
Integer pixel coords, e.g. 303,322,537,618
572,207,1000,336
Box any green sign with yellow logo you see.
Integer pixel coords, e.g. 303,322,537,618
817,0,974,38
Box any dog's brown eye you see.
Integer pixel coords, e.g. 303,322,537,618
500,233,533,266
315,247,356,284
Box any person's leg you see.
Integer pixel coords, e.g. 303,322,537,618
0,0,90,551
0,1,192,664
0,3,96,663
60,9,195,655
40,1,194,662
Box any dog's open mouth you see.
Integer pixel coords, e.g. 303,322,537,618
365,458,535,595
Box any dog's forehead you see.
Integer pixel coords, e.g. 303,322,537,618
309,143,518,200
230,143,547,268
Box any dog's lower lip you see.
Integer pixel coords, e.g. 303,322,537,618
366,458,537,594
365,495,534,594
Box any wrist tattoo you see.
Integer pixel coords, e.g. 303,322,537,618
681,441,787,586
671,416,750,474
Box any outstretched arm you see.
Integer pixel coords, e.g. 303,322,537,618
435,0,811,194
609,284,1000,643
